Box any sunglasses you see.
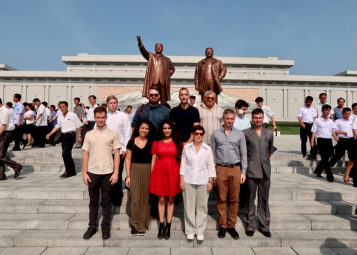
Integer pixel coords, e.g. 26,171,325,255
206,97,215,100
194,132,204,136
149,94,159,97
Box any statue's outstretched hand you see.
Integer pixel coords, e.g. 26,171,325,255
137,36,142,47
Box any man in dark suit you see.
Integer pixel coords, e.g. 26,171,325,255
242,108,274,238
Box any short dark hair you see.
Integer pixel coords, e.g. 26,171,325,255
255,97,264,103
6,102,12,108
50,105,56,110
74,97,80,102
179,87,189,94
33,98,40,103
0,98,2,104
321,104,331,110
94,106,107,116
235,99,249,109
305,96,313,102
252,108,264,116
319,93,327,98
127,105,132,109
352,103,357,109
343,107,351,113
149,87,160,93
23,102,28,107
88,95,96,100
337,97,345,103
59,101,68,107
191,125,205,135
14,93,21,100
42,101,48,107
101,103,107,107
190,96,196,100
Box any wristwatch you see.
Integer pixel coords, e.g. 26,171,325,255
79,135,82,137
208,181,214,184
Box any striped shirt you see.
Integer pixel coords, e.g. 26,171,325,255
197,103,224,145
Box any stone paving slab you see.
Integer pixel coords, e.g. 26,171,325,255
292,247,338,255
211,247,255,255
13,187,87,200
171,248,212,255
275,230,357,247
331,248,357,254
85,247,129,255
0,247,47,255
252,247,296,255
41,247,88,255
0,230,24,247
287,189,357,201
305,215,357,230
0,199,45,214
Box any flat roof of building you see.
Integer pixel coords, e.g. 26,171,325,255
0,64,17,71
335,71,357,77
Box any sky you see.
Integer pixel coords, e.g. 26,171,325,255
1,0,357,75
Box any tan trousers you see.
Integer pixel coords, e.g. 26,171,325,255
216,165,241,228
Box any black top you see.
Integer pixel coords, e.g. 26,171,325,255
126,138,152,164
169,104,200,143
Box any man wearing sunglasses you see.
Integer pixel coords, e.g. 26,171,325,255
131,87,170,131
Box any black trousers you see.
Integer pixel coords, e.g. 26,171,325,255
34,126,47,146
0,131,22,177
111,155,125,204
88,172,113,229
86,121,96,133
13,125,25,149
300,123,317,156
61,132,76,175
244,177,271,232
329,138,354,167
314,138,334,181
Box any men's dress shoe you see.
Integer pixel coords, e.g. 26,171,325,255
131,226,138,236
59,172,68,178
353,183,357,187
227,227,239,239
316,174,323,178
218,227,227,238
327,179,334,182
302,154,307,158
50,142,56,146
245,230,254,237
309,155,317,160
14,167,22,179
11,147,21,151
37,145,45,148
261,231,272,237
83,227,97,240
102,228,111,240
60,172,73,178
186,234,194,240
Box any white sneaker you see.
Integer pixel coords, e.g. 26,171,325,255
197,235,204,241
187,234,194,240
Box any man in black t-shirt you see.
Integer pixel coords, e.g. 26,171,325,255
170,88,200,144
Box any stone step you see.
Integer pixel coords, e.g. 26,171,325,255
271,159,348,167
275,166,346,175
5,164,82,173
10,157,82,165
3,213,356,231
0,199,354,215
7,150,83,159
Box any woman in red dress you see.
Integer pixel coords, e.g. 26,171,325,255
149,119,182,240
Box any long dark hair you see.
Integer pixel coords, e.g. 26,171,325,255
132,120,157,142
158,119,183,164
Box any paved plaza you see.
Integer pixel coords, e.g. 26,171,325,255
1,135,357,254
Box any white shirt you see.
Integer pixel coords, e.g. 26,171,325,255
314,103,334,118
82,108,89,123
0,106,15,131
106,110,131,154
127,112,134,123
192,103,197,108
36,105,48,127
87,104,98,122
353,115,357,130
180,142,216,185
335,118,353,138
45,107,51,119
297,105,317,123
55,111,83,133
25,110,36,124
311,117,338,139
261,105,274,124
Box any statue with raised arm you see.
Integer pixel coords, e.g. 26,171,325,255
194,47,227,103
137,36,175,105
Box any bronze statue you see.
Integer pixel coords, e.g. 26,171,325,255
137,36,175,104
194,47,227,102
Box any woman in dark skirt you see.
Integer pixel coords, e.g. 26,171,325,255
23,103,36,146
125,120,157,236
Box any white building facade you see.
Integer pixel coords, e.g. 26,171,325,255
1,53,357,121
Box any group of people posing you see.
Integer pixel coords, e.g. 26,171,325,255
298,93,357,183
77,87,275,242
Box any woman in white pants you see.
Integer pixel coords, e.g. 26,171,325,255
179,125,216,241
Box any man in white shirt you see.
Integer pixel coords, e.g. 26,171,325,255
106,95,131,205
32,98,48,148
314,93,334,119
126,106,134,123
297,96,318,158
46,101,83,178
311,105,344,182
0,98,22,180
82,95,98,132
255,97,277,130
329,108,354,168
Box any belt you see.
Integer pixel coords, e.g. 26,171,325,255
62,131,76,134
303,122,313,125
217,162,240,168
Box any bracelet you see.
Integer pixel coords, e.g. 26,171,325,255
208,181,214,184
